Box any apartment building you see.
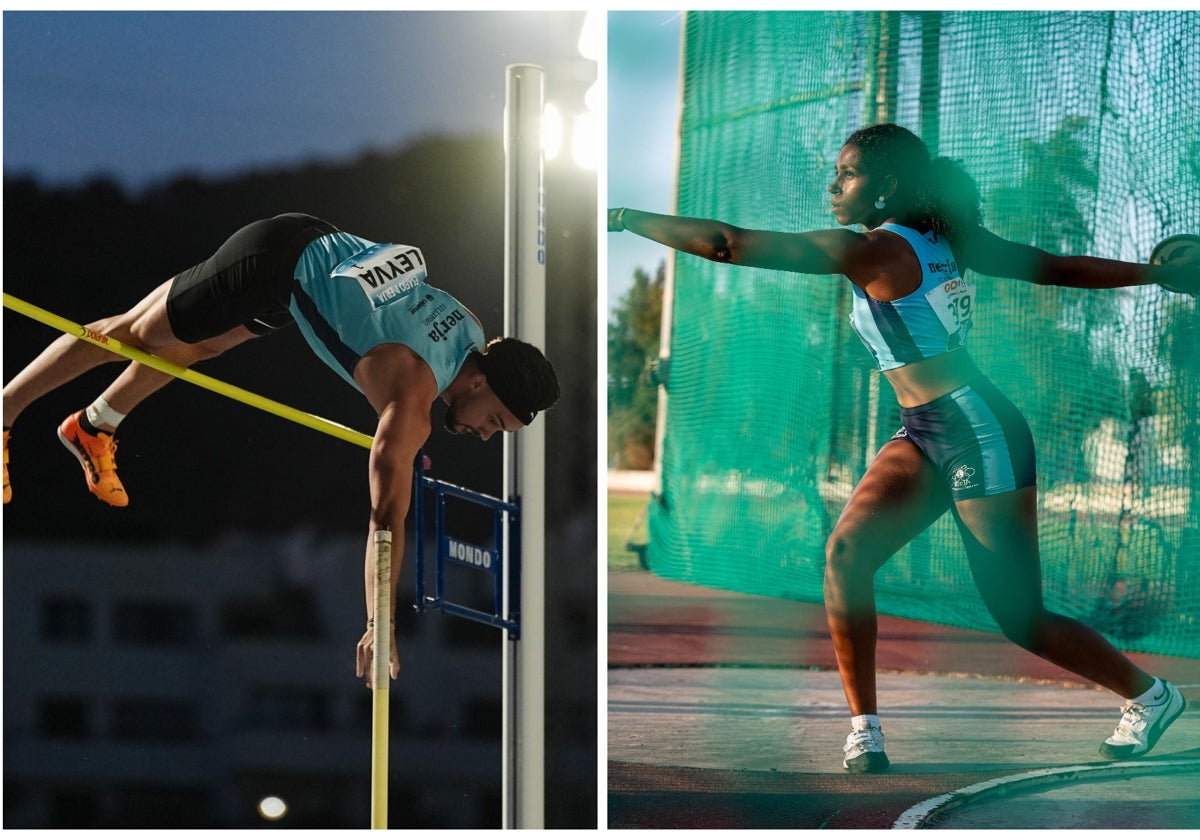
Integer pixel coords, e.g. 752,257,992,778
3,533,508,828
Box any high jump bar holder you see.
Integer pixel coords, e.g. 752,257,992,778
411,453,521,640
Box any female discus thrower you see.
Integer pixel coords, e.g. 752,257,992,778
609,124,1196,773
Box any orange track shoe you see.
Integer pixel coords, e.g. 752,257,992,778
57,411,129,507
3,429,11,504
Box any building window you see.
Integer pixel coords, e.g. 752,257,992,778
112,601,198,645
444,603,498,650
243,687,332,731
46,786,101,829
463,697,502,738
37,698,90,740
110,784,213,828
109,699,200,742
41,597,93,643
220,586,323,640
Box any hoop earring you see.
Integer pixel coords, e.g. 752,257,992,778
874,197,887,210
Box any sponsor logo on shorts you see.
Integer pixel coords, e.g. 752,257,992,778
950,464,979,491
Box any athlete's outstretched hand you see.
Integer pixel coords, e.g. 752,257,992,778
608,208,627,232
356,624,400,689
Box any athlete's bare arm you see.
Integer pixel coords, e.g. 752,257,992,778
352,343,438,688
610,208,921,298
953,226,1172,289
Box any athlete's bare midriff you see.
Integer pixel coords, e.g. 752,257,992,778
883,349,983,408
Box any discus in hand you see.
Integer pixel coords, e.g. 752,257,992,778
1150,233,1200,296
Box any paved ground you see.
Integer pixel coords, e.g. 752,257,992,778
608,568,1200,830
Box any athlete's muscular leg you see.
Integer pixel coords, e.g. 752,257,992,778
824,438,951,716
96,321,260,415
3,278,257,425
953,487,1153,699
3,279,173,426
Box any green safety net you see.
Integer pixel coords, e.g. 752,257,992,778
647,10,1200,657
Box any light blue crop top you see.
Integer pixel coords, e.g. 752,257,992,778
288,233,485,393
848,223,975,371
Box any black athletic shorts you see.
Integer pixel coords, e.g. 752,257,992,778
891,376,1037,501
165,212,339,343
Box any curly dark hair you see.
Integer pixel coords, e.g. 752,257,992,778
845,123,982,239
472,337,559,425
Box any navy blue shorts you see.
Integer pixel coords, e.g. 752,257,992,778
166,213,338,343
891,377,1037,501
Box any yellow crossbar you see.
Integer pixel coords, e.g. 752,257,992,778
2,292,373,450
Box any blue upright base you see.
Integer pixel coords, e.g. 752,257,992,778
411,453,521,640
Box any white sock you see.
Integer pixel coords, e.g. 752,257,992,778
1131,678,1164,706
851,714,882,731
85,398,126,433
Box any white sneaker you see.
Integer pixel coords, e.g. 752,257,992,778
843,722,889,774
1100,679,1187,760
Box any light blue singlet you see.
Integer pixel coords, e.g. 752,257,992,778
288,232,485,393
848,222,976,371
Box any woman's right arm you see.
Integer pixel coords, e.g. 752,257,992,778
610,207,859,276
955,225,1198,293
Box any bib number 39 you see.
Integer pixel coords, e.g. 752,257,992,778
926,277,975,348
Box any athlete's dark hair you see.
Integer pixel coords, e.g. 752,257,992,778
471,337,559,426
844,123,982,239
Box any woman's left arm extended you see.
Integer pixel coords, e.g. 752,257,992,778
955,226,1198,293
609,207,859,276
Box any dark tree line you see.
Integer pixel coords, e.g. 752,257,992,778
607,261,663,470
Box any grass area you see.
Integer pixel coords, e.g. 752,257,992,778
608,492,650,571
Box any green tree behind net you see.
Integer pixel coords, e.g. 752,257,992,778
647,10,1200,657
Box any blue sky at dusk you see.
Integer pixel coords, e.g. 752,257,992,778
606,11,681,316
3,10,591,189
